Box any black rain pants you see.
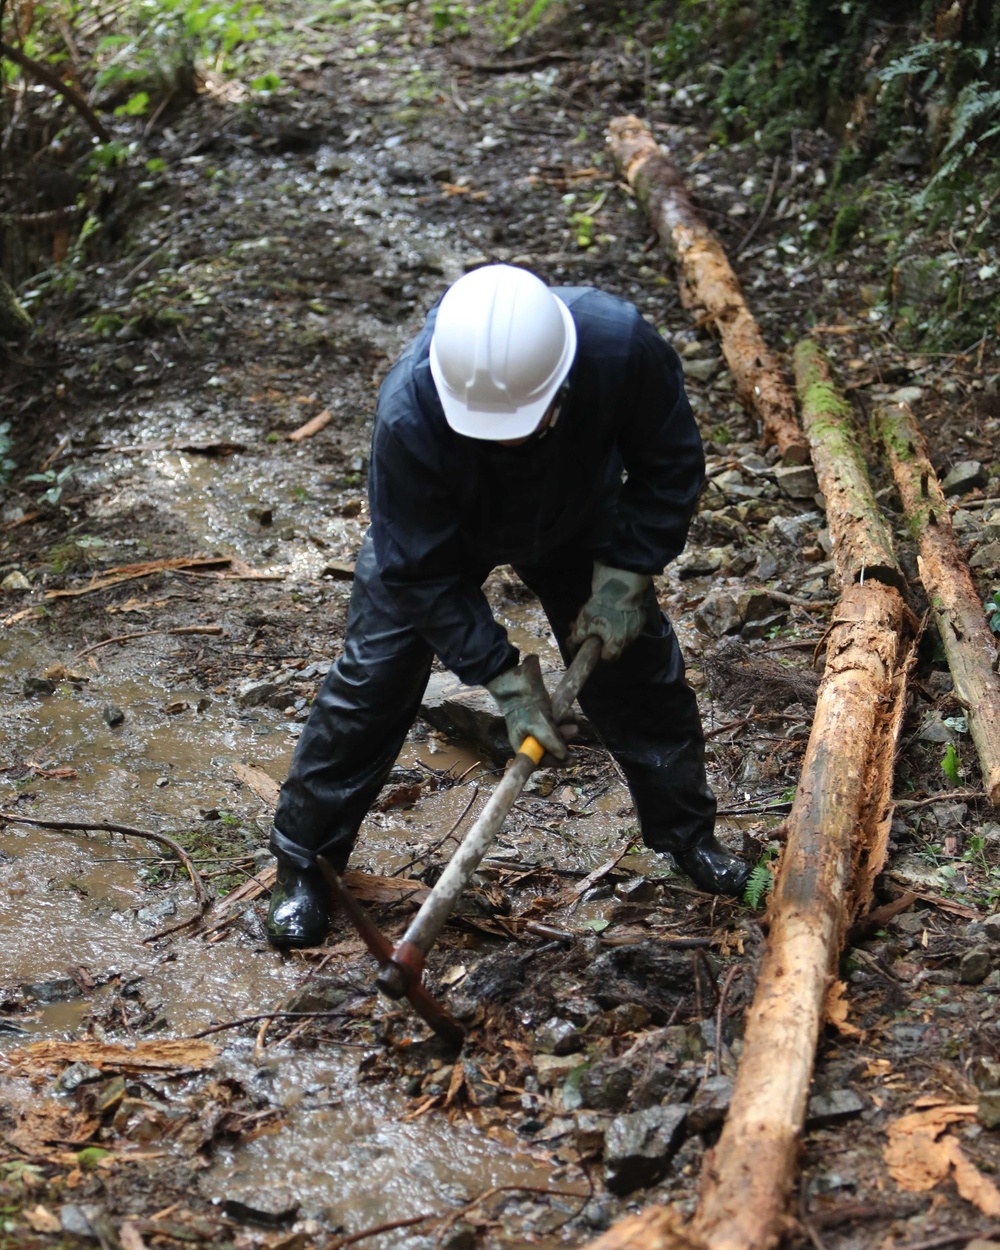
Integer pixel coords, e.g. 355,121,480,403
270,534,716,872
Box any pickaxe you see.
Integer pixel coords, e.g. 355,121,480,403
319,635,602,1048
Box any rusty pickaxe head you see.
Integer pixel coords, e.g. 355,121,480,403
317,856,465,1049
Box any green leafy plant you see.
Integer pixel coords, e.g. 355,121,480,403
941,742,962,784
986,590,1000,634
24,464,76,506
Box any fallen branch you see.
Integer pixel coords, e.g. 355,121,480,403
874,400,1000,807
75,624,223,658
0,40,111,142
44,556,233,600
186,1009,358,1040
0,813,210,935
607,115,808,465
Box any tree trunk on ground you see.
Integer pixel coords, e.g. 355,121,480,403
874,400,1000,807
0,272,32,342
793,339,903,591
695,580,909,1250
606,115,808,466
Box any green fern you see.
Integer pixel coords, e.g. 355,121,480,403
743,862,774,911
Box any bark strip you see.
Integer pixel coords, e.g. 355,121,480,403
875,401,1000,807
607,115,808,466
793,339,903,591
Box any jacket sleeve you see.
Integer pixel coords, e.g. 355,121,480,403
608,319,705,574
368,420,519,687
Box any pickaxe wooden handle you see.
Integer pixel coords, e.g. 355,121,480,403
375,636,602,1004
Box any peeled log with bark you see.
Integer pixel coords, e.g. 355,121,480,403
696,580,910,1250
607,115,808,466
793,339,903,592
875,401,1000,807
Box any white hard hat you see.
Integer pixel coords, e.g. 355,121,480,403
429,264,577,440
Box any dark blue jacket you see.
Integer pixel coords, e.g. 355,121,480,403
368,287,705,686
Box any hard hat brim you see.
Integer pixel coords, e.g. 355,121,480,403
430,295,577,441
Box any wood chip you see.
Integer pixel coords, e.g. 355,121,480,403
287,408,332,442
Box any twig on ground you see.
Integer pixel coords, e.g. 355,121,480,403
326,1213,440,1249
392,785,479,877
433,1182,590,1243
735,155,780,257
185,1010,361,1040
715,965,741,1076
895,1230,1000,1250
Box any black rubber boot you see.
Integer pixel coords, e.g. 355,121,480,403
266,863,331,948
674,836,752,897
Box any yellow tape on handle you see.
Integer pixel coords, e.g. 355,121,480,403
518,734,545,765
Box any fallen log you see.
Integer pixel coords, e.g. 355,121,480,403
584,346,914,1250
874,400,1000,807
606,115,808,466
696,580,909,1250
793,340,903,591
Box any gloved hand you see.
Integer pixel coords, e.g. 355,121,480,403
486,654,569,761
568,562,652,661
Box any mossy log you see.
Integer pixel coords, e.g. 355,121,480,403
606,115,808,466
0,272,32,341
875,401,1000,807
793,339,903,591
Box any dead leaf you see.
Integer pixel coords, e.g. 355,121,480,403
824,979,864,1037
4,1104,101,1154
25,1205,61,1233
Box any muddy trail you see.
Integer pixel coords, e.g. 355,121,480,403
3,7,1000,1250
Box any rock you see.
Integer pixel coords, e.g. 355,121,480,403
236,680,281,708
687,1075,733,1133
579,1058,634,1111
247,506,273,525
574,1111,611,1155
893,254,949,309
977,1089,1000,1130
741,611,788,641
136,897,177,926
23,676,56,697
970,541,1000,570
535,1018,582,1056
694,588,742,637
888,385,924,405
917,711,957,744
282,979,350,1013
21,977,80,1003
102,704,125,727
681,356,720,382
222,1195,298,1228
774,464,819,500
931,801,968,831
960,946,993,985
59,1205,98,1238
56,1063,103,1092
983,913,1000,943
603,1105,687,1195
806,1088,864,1126
941,460,988,497
1,570,30,591
766,511,822,548
614,877,656,903
419,671,512,762
533,1052,586,1088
